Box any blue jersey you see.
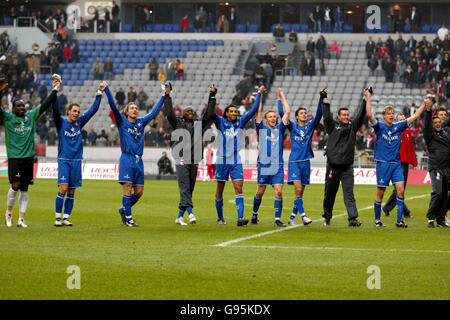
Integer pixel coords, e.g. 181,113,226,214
372,119,408,162
256,120,287,165
105,86,163,157
278,97,323,162
52,94,102,161
212,92,261,164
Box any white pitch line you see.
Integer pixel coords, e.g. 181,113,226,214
226,245,450,254
214,194,429,247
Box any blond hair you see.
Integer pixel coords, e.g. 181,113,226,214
382,105,395,115
123,102,138,116
264,109,277,119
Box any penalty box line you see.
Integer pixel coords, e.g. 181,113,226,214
213,194,429,248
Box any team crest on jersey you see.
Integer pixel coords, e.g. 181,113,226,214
25,116,29,120
138,123,142,127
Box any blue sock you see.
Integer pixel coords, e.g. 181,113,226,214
253,195,262,214
396,197,404,222
296,197,306,218
236,194,244,219
63,194,74,219
177,209,185,219
123,195,132,221
274,198,282,220
187,207,194,215
130,193,139,207
215,197,223,220
55,192,65,220
374,200,381,221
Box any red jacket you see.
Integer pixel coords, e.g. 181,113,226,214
400,127,418,167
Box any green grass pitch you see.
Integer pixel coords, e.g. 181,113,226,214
0,178,448,300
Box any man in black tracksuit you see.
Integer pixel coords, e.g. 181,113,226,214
164,85,216,225
322,88,369,226
423,106,450,227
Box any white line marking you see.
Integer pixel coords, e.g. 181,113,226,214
214,194,429,247
226,245,450,254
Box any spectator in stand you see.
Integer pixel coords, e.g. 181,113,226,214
193,15,202,33
103,56,114,81
112,1,120,32
395,57,406,83
383,57,395,82
395,15,405,33
97,129,109,146
127,87,136,103
414,66,426,89
300,53,308,76
378,42,390,60
135,5,146,32
197,6,207,32
227,7,237,33
366,36,376,59
316,35,326,59
334,5,344,32
320,58,326,75
207,10,216,32
47,127,57,146
218,14,228,33
288,29,298,43
104,8,111,31
313,5,322,33
115,88,125,109
109,124,119,146
404,64,415,89
180,15,189,33
57,90,68,114
136,87,148,111
284,54,297,76
165,58,175,81
387,6,395,33
88,128,97,146
173,103,183,117
175,59,184,81
69,41,79,62
410,6,421,33
158,68,166,81
39,80,48,103
55,23,67,44
323,6,332,32
308,52,316,76
273,24,285,43
148,57,159,80
204,143,216,181
307,13,315,33
329,40,339,59
91,56,102,80
306,36,315,54
157,152,174,175
45,15,56,32
63,43,71,62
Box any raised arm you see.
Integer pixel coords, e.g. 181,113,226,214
279,88,290,125
255,90,264,124
0,77,8,119
163,92,178,130
406,98,429,125
240,85,266,127
423,103,434,143
202,85,218,131
52,96,62,128
142,85,170,126
38,75,61,117
363,88,375,125
104,85,122,127
277,97,284,118
310,89,325,129
79,82,105,127
322,94,334,134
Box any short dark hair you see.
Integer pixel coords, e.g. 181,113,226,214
436,107,448,115
337,107,349,115
295,107,306,117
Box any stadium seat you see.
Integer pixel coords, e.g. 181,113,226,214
163,24,173,32
343,24,353,33
419,24,431,33
146,24,153,32
121,24,132,32
236,24,246,32
404,24,411,33
248,24,259,33
431,24,440,33
153,24,163,32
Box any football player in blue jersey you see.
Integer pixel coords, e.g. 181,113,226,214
366,89,430,228
52,81,105,226
212,85,266,226
282,88,326,226
104,83,170,227
251,88,290,227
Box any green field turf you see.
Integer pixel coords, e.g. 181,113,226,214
0,178,448,300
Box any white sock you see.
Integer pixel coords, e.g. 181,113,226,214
18,191,28,215
55,213,62,220
63,214,70,220
7,188,18,208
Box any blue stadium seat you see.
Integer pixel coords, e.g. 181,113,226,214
157,57,166,64
129,40,138,46
154,40,164,46
300,24,309,33
207,40,215,46
404,24,411,33
419,24,431,33
188,24,194,32
248,24,259,33
270,24,277,32
431,24,440,33
215,40,224,46
343,24,353,33
173,24,182,32
236,24,246,32
198,40,207,47
122,24,132,32
163,24,173,32
282,24,292,32
380,24,388,33
153,24,163,32
291,24,301,33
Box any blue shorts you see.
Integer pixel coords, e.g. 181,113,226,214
287,160,311,185
215,163,243,181
376,161,404,187
58,160,82,188
119,154,145,186
257,164,284,185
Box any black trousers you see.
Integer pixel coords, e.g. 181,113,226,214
426,167,450,222
383,162,410,214
176,164,198,211
323,163,359,221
